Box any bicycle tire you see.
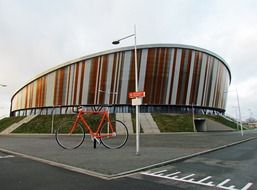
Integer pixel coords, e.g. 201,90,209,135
55,120,85,149
100,120,128,149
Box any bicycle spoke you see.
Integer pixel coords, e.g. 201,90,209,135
100,120,128,149
55,120,85,149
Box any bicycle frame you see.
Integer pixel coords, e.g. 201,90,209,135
70,109,115,139
55,106,128,149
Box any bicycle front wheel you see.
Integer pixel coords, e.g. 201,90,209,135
100,120,128,149
55,120,85,149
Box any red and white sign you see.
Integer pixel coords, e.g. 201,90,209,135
131,98,142,106
128,91,145,99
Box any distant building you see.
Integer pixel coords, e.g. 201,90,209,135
248,123,257,128
10,44,231,116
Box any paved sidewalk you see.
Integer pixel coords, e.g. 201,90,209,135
0,131,256,178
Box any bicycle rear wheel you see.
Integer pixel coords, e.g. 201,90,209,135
55,120,85,149
100,120,128,149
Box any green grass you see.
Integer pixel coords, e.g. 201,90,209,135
0,116,26,132
13,115,55,133
152,113,238,132
13,114,116,133
196,115,238,130
4,113,238,134
152,113,195,132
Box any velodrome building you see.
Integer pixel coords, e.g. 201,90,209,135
10,44,231,116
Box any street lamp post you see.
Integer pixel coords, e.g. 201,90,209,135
232,106,239,130
0,84,7,118
235,88,243,136
224,88,243,136
112,25,140,155
192,104,196,132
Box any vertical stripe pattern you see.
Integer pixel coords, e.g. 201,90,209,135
11,46,231,113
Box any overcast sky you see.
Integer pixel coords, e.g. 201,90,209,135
0,0,257,120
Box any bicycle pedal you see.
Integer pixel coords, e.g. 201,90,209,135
93,138,101,144
96,139,101,144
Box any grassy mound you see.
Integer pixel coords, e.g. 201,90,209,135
13,114,116,133
0,116,26,132
152,113,238,132
202,115,238,130
152,114,194,132
1,113,238,134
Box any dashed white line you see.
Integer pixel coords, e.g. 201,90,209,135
166,171,181,177
241,183,254,190
179,174,195,180
141,170,254,190
0,155,14,159
151,170,167,175
198,176,212,183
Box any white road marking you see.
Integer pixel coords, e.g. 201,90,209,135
141,170,254,190
151,170,167,175
179,174,195,180
198,176,212,183
241,183,254,190
0,155,14,159
166,171,181,177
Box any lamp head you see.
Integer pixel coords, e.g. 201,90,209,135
112,40,120,45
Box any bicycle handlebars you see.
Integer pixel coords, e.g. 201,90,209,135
71,106,82,113
71,105,107,113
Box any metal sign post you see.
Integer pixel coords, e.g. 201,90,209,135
112,25,142,155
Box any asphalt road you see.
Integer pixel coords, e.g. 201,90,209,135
1,138,257,190
134,138,257,190
0,151,180,190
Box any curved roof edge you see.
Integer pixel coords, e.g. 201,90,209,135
12,43,231,100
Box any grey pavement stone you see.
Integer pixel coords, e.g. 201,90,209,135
0,131,256,176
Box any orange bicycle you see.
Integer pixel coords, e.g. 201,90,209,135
55,106,128,149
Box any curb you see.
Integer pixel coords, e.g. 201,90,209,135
0,136,256,180
109,136,257,179
0,147,110,180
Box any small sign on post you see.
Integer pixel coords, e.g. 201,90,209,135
129,91,145,106
129,91,145,99
132,98,142,106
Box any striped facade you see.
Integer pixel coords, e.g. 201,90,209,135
10,44,231,116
